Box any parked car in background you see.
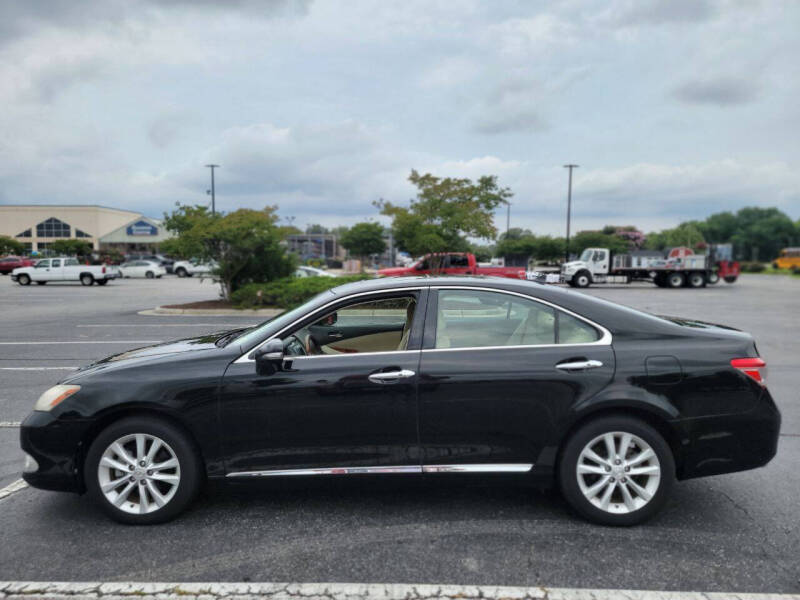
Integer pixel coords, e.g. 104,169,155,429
295,266,337,278
125,254,174,273
19,276,779,525
378,252,527,279
0,256,36,275
12,257,117,286
173,259,216,278
118,260,167,279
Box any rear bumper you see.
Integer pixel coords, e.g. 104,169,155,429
20,411,92,493
675,388,781,480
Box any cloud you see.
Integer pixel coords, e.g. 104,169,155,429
598,0,717,28
671,77,760,106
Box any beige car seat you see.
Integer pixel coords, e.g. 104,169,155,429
397,301,416,350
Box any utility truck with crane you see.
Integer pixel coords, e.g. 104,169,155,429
560,246,739,289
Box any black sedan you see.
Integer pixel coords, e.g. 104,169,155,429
20,276,780,525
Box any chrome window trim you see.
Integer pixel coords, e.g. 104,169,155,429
430,285,612,348
233,286,424,364
226,463,533,478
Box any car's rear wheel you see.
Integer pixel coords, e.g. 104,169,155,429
145,271,155,279
85,416,202,524
175,267,187,278
17,274,31,286
707,271,720,284
558,416,674,526
80,274,94,286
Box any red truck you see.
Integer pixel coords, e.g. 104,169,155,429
378,252,527,279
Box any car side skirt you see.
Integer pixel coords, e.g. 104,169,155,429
226,463,534,478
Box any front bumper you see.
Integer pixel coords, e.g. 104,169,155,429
20,411,93,493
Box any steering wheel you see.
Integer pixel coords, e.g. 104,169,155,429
286,334,307,356
304,334,321,355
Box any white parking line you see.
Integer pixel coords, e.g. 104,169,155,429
0,367,78,371
0,478,28,501
0,582,796,600
0,422,21,427
0,341,161,345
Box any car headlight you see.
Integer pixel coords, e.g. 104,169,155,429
34,385,80,412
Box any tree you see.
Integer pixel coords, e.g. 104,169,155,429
0,236,25,255
305,224,329,234
570,231,629,257
339,222,386,270
163,204,295,299
644,223,705,251
376,170,512,272
52,239,93,258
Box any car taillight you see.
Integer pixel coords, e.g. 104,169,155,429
731,358,767,387
102,266,106,273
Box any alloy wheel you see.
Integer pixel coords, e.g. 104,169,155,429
97,433,181,515
576,431,661,514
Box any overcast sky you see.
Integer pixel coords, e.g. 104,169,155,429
0,0,798,236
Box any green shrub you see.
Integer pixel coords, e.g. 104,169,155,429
231,275,370,309
740,261,766,273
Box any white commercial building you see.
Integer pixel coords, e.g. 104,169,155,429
0,205,173,255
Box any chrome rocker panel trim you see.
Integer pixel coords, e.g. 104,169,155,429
226,463,534,478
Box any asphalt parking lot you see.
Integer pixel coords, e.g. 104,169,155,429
0,274,797,593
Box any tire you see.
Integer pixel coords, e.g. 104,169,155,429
145,271,155,279
80,274,94,286
96,279,108,286
84,416,203,525
687,272,705,288
707,271,719,285
558,416,675,526
176,268,187,278
666,272,684,288
17,274,31,286
724,275,738,284
572,271,591,288
772,262,779,270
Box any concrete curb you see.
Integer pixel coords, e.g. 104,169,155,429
138,307,283,317
0,582,797,600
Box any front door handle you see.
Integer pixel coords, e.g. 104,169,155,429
368,369,416,384
328,331,344,339
556,359,603,372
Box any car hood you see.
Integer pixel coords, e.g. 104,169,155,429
68,329,248,377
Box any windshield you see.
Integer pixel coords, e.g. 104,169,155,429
231,289,335,351
579,249,593,262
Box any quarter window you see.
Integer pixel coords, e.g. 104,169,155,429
16,228,32,238
434,289,600,349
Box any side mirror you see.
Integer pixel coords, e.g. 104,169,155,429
254,339,284,375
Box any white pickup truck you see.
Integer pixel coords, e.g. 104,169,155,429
11,257,118,286
173,259,217,278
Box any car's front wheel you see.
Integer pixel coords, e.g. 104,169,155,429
558,416,674,526
175,267,187,278
17,274,31,286
85,416,203,524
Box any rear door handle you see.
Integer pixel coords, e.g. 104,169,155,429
368,369,416,384
556,359,603,372
328,331,344,339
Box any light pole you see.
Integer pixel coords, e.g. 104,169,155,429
563,164,578,262
506,201,511,236
205,164,219,215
